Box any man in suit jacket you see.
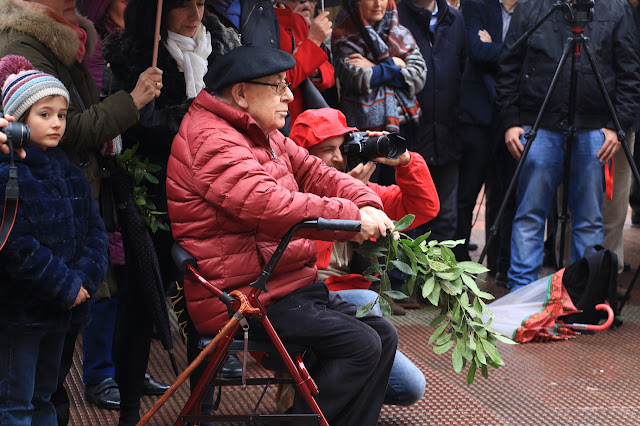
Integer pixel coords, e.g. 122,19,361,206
454,0,517,283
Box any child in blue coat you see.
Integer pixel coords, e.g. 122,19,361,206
0,55,108,426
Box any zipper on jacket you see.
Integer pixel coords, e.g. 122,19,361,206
270,148,278,159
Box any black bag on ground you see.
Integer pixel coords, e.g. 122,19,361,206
559,246,620,325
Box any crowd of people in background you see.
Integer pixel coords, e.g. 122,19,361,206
1,0,640,424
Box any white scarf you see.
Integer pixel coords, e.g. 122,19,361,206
164,23,212,98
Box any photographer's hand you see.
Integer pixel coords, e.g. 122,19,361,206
373,150,411,167
505,126,525,160
0,114,26,159
348,161,376,184
597,128,619,162
353,206,396,244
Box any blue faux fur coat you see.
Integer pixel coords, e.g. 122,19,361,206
0,146,108,331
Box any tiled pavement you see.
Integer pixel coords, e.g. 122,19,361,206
68,207,640,425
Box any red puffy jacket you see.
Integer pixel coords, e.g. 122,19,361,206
166,91,382,335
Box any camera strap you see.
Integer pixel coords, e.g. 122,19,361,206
0,148,19,251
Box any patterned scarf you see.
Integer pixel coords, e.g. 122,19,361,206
332,0,421,132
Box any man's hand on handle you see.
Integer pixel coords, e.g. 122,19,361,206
352,206,397,244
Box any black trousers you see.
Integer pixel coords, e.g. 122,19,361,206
251,281,398,426
113,269,153,425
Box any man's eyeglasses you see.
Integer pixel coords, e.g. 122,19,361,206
246,81,292,95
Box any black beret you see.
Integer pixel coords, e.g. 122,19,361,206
205,46,296,91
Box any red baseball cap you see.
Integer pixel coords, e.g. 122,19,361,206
290,108,359,150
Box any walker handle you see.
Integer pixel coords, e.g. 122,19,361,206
317,218,361,233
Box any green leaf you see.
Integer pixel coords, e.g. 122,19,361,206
378,296,392,318
481,339,504,366
475,346,486,365
400,243,418,268
473,297,484,317
438,240,458,248
452,343,463,373
135,197,146,206
461,273,494,300
495,334,518,345
433,340,454,354
467,361,477,384
134,167,144,183
481,364,489,379
380,272,391,292
429,260,448,272
390,260,415,276
457,261,490,275
393,214,415,232
435,331,452,345
421,275,435,298
414,251,430,265
429,314,446,328
144,172,159,184
404,274,417,297
436,268,462,281
355,246,387,258
409,231,431,248
383,290,408,300
426,281,441,306
356,299,377,318
441,279,461,295
429,322,448,345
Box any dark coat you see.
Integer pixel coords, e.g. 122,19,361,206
205,0,280,48
459,0,503,126
0,147,108,332
398,0,467,166
496,0,640,132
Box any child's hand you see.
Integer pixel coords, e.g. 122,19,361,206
70,285,90,309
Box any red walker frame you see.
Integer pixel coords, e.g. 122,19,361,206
138,218,361,426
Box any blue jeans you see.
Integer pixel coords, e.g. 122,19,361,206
82,296,118,386
508,127,605,291
0,330,66,426
336,289,426,406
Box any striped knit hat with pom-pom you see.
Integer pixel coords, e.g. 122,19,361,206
0,55,69,120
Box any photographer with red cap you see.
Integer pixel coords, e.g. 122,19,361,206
290,107,440,407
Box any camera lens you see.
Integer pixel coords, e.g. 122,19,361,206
364,135,391,159
1,122,30,149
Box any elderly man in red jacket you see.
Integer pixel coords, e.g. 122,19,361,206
166,46,398,426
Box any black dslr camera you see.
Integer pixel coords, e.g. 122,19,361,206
0,114,30,150
342,131,407,172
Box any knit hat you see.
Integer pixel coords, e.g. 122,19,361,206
0,55,70,120
290,108,359,150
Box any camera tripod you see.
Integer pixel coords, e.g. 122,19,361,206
480,0,640,314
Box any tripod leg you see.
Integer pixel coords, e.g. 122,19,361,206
480,37,575,266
